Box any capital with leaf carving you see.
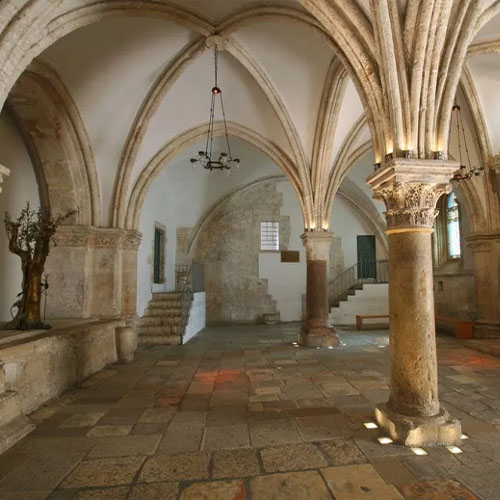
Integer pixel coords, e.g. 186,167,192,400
366,159,458,233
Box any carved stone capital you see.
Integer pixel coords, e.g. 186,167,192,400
367,159,457,230
0,163,10,195
301,231,333,261
123,230,142,250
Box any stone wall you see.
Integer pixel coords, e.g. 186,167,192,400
194,181,288,324
0,319,123,414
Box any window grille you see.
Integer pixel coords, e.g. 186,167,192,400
260,221,279,251
446,192,461,259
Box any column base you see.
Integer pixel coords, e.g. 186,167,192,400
299,325,339,348
474,321,500,339
375,403,461,447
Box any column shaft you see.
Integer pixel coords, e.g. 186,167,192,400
299,231,339,348
387,230,438,416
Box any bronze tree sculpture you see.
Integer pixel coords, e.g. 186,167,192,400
2,203,74,330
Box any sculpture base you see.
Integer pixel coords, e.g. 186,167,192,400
375,403,461,447
299,325,339,348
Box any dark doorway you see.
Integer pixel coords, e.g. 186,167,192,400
153,227,165,284
357,235,376,279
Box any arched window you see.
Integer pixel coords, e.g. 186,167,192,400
446,192,461,259
432,191,462,267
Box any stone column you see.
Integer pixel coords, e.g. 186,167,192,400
367,158,461,446
299,231,339,347
0,164,10,195
468,234,500,338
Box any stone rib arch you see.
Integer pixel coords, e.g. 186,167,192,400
125,121,306,230
6,60,99,225
113,34,311,227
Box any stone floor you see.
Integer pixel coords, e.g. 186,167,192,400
1,324,500,499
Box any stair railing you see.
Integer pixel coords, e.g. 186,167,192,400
179,261,205,340
329,259,388,306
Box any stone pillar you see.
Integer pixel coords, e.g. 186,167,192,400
367,158,461,446
468,234,500,338
46,226,142,320
0,164,9,195
116,326,137,363
299,231,339,347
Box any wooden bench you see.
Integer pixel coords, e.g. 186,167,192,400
356,315,389,330
435,316,473,339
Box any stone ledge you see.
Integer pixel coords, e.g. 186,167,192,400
0,319,125,415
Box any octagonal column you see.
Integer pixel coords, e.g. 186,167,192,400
367,159,461,446
0,164,10,195
299,231,339,348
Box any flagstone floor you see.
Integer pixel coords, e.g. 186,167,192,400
1,324,500,499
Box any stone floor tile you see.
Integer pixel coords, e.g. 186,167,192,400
398,479,479,500
206,405,246,426
201,424,250,450
369,457,416,485
139,407,176,424
320,438,368,466
0,491,52,499
0,452,86,492
250,471,331,500
353,437,415,458
87,434,161,457
448,463,500,500
179,480,246,500
128,481,178,500
249,422,302,447
260,443,328,472
86,426,132,437
212,449,261,478
73,486,129,499
321,464,404,500
60,456,145,489
59,412,106,428
400,456,450,481
157,421,203,454
139,452,210,482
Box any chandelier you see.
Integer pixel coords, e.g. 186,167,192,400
451,103,484,182
190,47,240,171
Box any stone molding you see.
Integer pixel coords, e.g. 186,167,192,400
0,164,9,195
54,225,142,250
367,159,458,230
301,231,333,261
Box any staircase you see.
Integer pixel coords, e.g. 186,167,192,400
137,292,182,346
329,260,389,325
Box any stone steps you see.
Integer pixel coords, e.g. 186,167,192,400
138,292,183,346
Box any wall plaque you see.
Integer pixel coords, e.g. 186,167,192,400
281,250,300,263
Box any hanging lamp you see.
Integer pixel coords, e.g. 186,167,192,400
190,47,240,171
450,104,484,181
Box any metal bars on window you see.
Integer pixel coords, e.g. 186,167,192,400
260,221,279,251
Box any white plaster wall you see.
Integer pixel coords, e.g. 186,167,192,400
137,137,281,316
331,195,381,268
0,113,40,322
43,18,197,225
259,181,306,322
329,284,389,326
466,54,500,155
184,292,206,343
233,20,332,159
259,180,382,322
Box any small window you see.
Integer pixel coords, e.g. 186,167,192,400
260,221,279,251
446,192,461,259
153,226,165,284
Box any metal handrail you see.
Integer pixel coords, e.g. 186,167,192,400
179,261,205,340
329,259,388,306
